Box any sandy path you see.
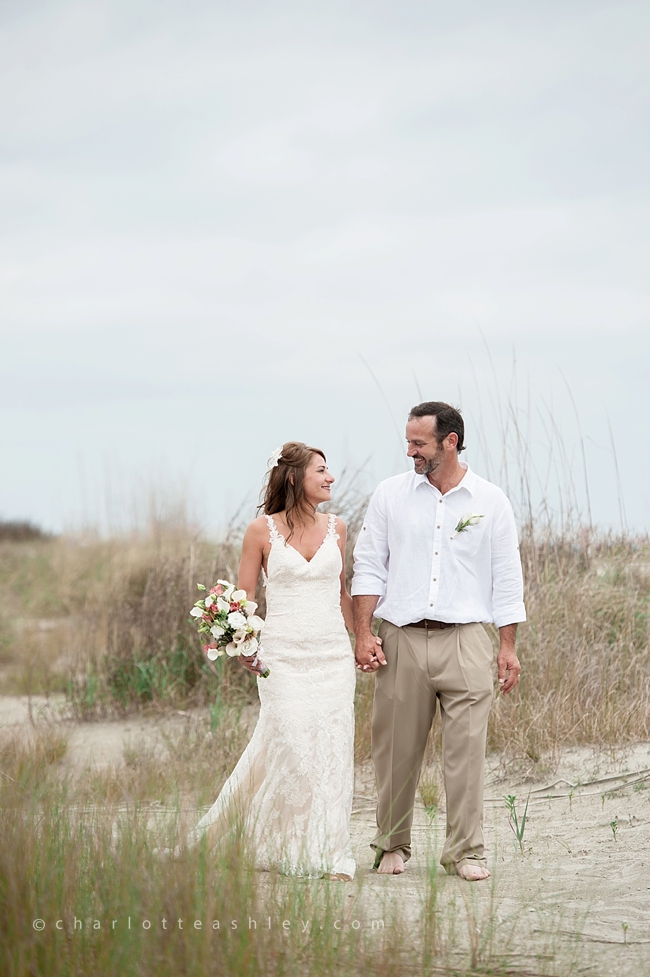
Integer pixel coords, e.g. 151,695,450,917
3,696,650,974
0,695,182,769
353,747,650,975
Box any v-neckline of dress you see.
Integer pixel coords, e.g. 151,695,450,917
269,515,333,565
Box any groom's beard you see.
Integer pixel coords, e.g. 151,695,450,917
413,447,444,475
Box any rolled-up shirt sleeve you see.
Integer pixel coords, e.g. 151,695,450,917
351,486,390,597
490,496,527,628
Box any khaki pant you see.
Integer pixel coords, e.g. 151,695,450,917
371,621,493,872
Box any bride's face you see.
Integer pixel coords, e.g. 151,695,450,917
302,454,335,506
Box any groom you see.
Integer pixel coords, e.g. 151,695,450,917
352,401,525,881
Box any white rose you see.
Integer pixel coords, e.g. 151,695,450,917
216,598,230,614
206,647,225,661
190,607,204,617
227,611,247,629
244,601,258,616
210,625,225,637
240,636,259,655
231,589,247,603
225,642,240,657
247,615,264,632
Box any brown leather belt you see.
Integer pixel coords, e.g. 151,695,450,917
407,619,456,630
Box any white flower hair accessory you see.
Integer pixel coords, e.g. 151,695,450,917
267,446,283,469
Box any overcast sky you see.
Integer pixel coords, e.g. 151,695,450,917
1,0,649,534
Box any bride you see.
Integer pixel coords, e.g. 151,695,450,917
185,441,364,880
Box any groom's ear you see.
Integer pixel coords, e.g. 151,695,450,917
445,432,459,450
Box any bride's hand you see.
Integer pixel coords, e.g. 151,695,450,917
240,653,264,675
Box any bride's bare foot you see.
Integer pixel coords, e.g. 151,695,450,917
322,873,352,881
376,851,405,875
457,863,490,881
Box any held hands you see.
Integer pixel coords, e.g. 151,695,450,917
355,632,387,673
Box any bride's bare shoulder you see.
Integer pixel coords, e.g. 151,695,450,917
244,515,271,541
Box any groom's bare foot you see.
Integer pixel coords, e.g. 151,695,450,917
457,863,490,881
377,851,405,874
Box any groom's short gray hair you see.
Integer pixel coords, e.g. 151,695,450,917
409,401,466,453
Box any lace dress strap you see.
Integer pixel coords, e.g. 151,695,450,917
326,512,339,539
266,514,282,543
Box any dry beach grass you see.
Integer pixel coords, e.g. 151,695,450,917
0,511,649,975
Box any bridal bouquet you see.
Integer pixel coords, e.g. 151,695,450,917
189,580,270,678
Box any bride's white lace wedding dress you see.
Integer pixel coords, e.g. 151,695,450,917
186,513,356,878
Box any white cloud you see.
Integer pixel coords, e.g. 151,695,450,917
0,0,648,530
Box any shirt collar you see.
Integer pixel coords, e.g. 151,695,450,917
413,461,476,497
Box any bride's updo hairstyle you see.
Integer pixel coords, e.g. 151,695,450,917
260,441,326,540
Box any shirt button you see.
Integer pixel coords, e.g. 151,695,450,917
437,525,441,529
435,551,438,555
433,578,437,582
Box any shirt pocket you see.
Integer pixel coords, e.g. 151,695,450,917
450,520,487,560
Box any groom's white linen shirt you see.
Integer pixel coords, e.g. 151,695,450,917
351,464,526,628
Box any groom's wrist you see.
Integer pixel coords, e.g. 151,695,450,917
354,629,374,644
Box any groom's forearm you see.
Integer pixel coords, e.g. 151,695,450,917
353,595,385,671
353,594,379,636
498,623,518,650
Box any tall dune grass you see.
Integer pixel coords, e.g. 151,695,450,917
0,465,643,974
489,530,650,761
0,727,584,977
0,503,648,765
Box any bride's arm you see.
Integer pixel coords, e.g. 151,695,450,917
237,519,266,674
336,519,354,632
238,518,265,597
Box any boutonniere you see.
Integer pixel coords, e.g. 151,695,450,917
451,513,484,538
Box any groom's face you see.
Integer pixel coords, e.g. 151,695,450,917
406,416,445,475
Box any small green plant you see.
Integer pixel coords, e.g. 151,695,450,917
610,819,618,841
622,921,628,944
568,788,574,810
504,793,530,854
210,690,226,732
418,771,439,818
